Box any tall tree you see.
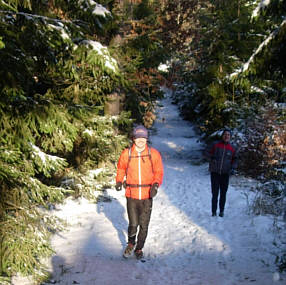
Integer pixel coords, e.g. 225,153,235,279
0,0,132,281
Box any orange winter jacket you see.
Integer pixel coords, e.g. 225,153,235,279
116,145,164,200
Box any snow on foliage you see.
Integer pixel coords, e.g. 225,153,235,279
79,0,111,17
29,143,67,176
81,40,118,72
158,63,169,72
47,23,70,41
230,19,286,78
252,0,271,18
30,143,65,164
83,128,95,137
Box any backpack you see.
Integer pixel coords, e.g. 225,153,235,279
124,146,154,188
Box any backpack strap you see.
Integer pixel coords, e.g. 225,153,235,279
124,147,132,179
148,146,154,174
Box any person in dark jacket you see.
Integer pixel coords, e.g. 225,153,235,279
207,129,237,217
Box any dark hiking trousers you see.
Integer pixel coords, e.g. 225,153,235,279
211,172,229,214
126,197,153,250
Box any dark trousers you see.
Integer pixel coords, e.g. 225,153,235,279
211,172,229,214
126,197,153,250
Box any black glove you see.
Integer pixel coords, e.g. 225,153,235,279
115,182,122,191
150,183,159,198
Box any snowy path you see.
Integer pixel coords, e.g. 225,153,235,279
16,89,285,285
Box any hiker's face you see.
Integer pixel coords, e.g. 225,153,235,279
222,131,231,143
134,137,147,150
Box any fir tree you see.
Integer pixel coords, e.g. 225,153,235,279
0,0,166,281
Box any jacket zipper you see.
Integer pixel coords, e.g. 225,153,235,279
219,144,226,174
138,151,142,200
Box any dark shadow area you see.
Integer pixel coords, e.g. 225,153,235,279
43,255,66,284
96,193,128,247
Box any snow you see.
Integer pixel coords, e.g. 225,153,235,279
88,168,104,178
13,88,285,284
79,0,111,17
81,40,118,72
252,0,271,18
48,23,70,41
30,143,65,164
91,3,110,17
158,63,169,72
83,128,95,137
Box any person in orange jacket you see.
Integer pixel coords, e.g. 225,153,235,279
116,125,164,259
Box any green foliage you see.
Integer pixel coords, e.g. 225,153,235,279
158,0,200,55
79,111,132,168
0,147,27,185
170,0,286,133
0,210,57,281
30,144,68,178
0,0,122,281
0,159,67,279
0,0,31,11
0,0,166,281
107,1,167,126
133,0,153,20
0,37,4,49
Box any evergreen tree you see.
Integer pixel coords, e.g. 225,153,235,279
170,0,286,133
0,0,133,281
0,0,168,281
109,0,167,127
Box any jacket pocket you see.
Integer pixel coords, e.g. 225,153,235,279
209,159,218,172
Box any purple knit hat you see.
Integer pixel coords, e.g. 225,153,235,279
132,125,148,139
222,128,232,137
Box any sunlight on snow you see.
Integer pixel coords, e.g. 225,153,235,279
156,189,231,255
53,190,231,261
166,164,186,172
166,141,178,149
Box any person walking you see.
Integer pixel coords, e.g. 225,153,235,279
207,129,237,217
115,125,164,259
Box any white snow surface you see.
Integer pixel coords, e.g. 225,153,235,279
13,88,285,285
79,0,111,17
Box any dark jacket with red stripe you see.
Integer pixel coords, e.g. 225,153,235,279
208,141,237,174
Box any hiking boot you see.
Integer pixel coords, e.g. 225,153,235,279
134,248,143,260
212,212,216,217
123,243,134,258
219,212,224,217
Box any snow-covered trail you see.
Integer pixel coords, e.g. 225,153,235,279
15,88,284,285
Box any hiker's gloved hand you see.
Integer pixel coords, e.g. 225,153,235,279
150,183,159,198
115,182,122,191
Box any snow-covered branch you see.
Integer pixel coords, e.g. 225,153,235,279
252,0,271,19
230,19,286,79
